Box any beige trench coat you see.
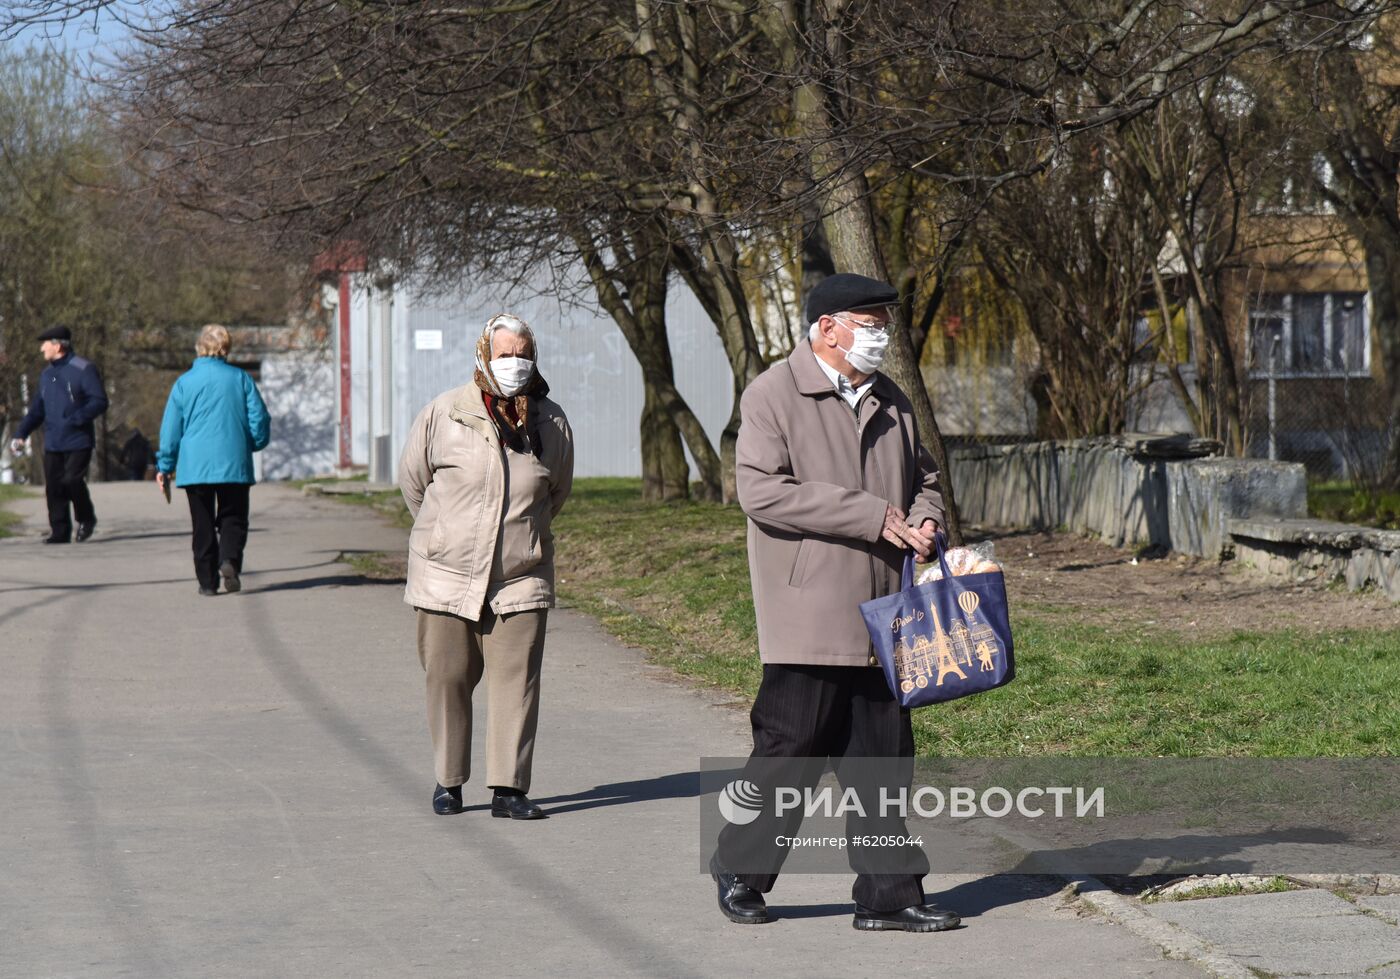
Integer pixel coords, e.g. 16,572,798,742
398,385,574,620
736,341,945,667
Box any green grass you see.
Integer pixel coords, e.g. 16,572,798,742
291,473,368,488
0,484,33,539
336,549,406,580
554,478,1400,757
332,489,413,529
1308,481,1400,530
303,481,414,529
1143,877,1294,903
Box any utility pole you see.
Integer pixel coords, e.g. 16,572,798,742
1268,331,1281,461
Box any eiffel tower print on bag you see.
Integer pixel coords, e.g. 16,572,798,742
859,532,1015,707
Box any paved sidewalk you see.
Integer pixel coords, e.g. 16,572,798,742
1135,888,1400,978
1,483,1203,977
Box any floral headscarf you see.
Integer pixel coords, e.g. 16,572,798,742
473,312,549,456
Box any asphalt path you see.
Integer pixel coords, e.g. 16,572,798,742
0,482,1204,977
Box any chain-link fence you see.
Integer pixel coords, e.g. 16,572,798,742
1242,291,1391,488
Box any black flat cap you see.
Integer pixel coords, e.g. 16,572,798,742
805,273,899,323
37,325,72,342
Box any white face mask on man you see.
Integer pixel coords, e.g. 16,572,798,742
834,315,891,374
489,356,535,396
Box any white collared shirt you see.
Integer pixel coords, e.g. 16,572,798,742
814,352,874,410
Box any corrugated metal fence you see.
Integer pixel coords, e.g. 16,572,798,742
373,271,734,480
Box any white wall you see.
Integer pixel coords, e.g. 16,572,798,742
366,270,734,480
258,351,338,480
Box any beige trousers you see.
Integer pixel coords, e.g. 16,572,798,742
416,607,548,791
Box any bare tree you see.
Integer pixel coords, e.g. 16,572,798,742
10,0,1397,506
0,46,285,480
978,132,1169,438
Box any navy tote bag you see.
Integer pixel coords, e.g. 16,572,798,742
859,534,1015,708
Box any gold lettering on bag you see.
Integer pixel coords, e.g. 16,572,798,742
891,609,925,631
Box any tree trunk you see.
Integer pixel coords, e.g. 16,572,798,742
639,380,690,501
702,241,766,505
1171,231,1246,454
670,237,765,503
576,233,724,501
801,205,835,300
1361,228,1400,489
757,0,963,539
631,1,765,504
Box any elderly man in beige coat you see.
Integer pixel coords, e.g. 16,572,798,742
399,313,573,820
711,273,959,934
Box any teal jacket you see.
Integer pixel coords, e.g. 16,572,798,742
157,357,271,486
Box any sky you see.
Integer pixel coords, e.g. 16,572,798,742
3,1,138,70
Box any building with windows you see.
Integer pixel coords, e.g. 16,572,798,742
925,210,1386,479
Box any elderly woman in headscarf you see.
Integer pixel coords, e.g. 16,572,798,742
398,313,574,819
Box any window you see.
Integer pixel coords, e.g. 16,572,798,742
1250,152,1335,215
1248,292,1369,377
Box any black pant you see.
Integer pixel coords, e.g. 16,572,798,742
184,484,250,590
716,663,927,912
43,449,95,539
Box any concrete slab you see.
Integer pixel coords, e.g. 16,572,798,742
1356,893,1400,925
0,483,1205,978
1142,888,1400,976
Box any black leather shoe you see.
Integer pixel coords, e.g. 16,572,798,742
198,587,218,597
75,519,96,542
42,534,71,544
220,560,241,594
710,854,771,924
853,903,961,932
490,793,546,820
433,784,464,815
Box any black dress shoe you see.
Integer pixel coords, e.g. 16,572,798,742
433,784,464,815
75,519,96,542
219,560,241,593
709,854,771,924
198,587,219,597
853,903,961,932
42,534,71,544
490,793,546,820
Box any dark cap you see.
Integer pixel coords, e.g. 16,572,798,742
37,325,72,342
804,273,899,323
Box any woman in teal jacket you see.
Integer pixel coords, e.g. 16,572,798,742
156,324,271,596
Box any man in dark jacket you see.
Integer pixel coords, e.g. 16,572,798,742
9,325,109,544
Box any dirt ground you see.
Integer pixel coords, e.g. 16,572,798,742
981,528,1400,638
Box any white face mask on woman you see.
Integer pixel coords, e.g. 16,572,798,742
490,356,535,396
834,315,891,374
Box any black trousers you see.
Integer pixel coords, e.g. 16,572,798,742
43,449,95,539
716,663,927,912
184,484,251,590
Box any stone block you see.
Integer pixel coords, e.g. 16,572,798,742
1057,444,1168,549
1228,518,1370,549
1166,459,1307,558
1228,518,1400,602
949,441,1059,530
1347,547,1400,602
950,434,1212,549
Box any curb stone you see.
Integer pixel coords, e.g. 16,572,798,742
1067,877,1255,979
